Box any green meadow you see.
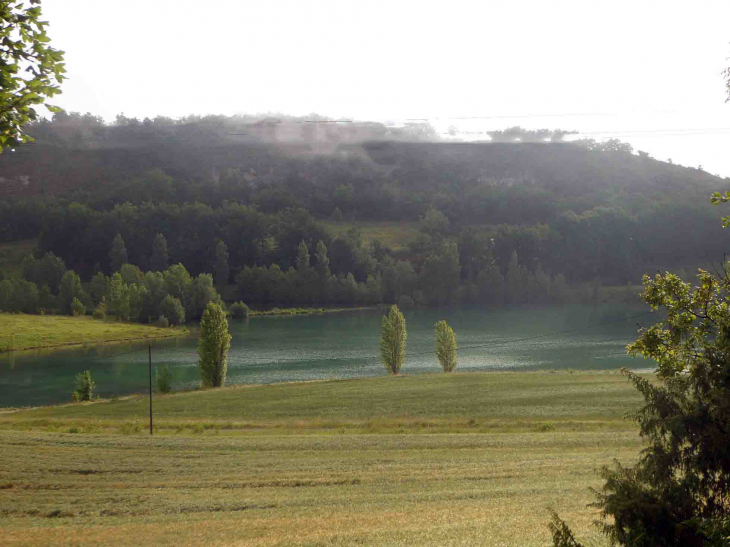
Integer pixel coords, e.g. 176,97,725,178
0,314,185,352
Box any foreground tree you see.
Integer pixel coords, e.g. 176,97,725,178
550,268,730,546
1,0,66,151
198,302,231,387
435,320,457,372
380,304,407,375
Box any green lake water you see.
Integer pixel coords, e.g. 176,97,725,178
0,305,658,408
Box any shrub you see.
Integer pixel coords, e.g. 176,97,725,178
72,370,95,401
155,315,169,328
92,304,106,320
70,297,86,317
229,300,250,319
155,363,172,393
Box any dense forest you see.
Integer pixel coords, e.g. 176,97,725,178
1,111,728,316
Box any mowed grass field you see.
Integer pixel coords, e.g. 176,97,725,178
0,314,186,352
0,371,648,546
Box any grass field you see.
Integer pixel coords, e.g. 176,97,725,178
0,314,186,352
322,220,420,252
0,371,648,546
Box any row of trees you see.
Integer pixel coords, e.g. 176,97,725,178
1,238,620,320
2,203,621,314
1,192,724,289
0,249,221,325
380,305,457,375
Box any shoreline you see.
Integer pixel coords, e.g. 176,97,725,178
247,306,378,317
0,313,189,354
0,330,187,355
1,368,651,413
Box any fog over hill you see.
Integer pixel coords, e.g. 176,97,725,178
1,114,728,304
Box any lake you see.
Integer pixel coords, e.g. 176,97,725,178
0,305,659,408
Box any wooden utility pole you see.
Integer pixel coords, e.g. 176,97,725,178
148,343,153,435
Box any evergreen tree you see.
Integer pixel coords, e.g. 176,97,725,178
198,302,231,387
90,272,110,305
476,264,504,306
380,304,407,375
213,240,229,292
505,250,526,305
108,273,131,320
58,270,85,315
551,269,730,546
110,234,128,273
294,240,317,305
150,233,169,272
296,240,310,271
435,320,458,372
418,241,461,305
314,240,331,303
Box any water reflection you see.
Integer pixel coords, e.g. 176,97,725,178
0,305,658,408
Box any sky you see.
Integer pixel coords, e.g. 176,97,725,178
42,0,730,177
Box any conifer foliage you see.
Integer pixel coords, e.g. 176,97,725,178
380,304,406,375
197,302,231,387
550,268,730,546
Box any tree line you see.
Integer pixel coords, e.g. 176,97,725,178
0,246,221,326
1,214,622,319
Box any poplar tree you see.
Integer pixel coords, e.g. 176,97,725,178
435,320,457,372
380,304,406,375
198,302,231,387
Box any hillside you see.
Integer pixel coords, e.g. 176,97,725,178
1,116,729,312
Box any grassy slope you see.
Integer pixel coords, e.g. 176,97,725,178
0,314,185,352
0,372,647,546
322,220,420,252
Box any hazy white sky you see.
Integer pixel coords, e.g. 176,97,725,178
42,0,730,176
